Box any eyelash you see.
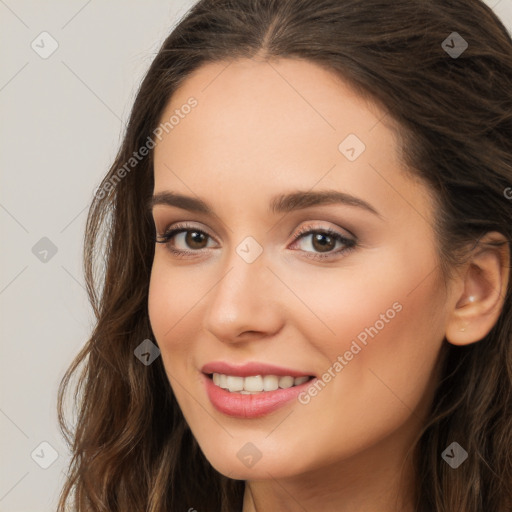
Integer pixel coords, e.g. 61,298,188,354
155,222,357,261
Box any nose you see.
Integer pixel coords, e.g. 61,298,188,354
202,245,284,344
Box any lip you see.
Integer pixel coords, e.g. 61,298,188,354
202,373,316,418
200,362,317,419
201,361,315,378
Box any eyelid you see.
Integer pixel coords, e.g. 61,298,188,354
155,221,218,246
290,221,355,241
157,220,351,240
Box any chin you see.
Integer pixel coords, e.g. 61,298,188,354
197,440,312,481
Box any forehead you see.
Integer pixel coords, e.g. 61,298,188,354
158,57,392,157
152,58,433,229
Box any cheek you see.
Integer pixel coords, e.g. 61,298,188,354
281,243,445,361
147,260,200,370
148,260,209,428
288,253,445,449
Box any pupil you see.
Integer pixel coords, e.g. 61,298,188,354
187,231,206,249
313,233,334,252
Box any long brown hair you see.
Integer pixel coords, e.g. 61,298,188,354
57,0,512,510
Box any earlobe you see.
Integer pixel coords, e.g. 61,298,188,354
445,232,510,347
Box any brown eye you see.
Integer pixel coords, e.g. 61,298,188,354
183,230,209,249
310,232,337,253
290,226,355,259
155,224,217,256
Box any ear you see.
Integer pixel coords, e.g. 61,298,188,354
445,232,510,346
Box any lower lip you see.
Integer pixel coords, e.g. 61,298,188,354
202,373,315,419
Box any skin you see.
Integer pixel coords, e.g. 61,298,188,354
147,56,509,512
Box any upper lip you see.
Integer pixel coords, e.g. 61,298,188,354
201,361,315,378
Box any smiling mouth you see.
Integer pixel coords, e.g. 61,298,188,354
207,373,315,394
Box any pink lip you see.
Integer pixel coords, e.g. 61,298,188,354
201,373,315,418
200,361,316,419
201,361,314,378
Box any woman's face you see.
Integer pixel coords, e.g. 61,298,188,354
148,57,453,481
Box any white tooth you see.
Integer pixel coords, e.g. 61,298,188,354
262,375,279,391
278,376,294,389
213,373,306,392
244,375,264,392
226,375,244,392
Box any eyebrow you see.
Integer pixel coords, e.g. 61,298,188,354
148,189,381,218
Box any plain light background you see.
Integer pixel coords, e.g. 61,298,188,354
1,1,511,510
